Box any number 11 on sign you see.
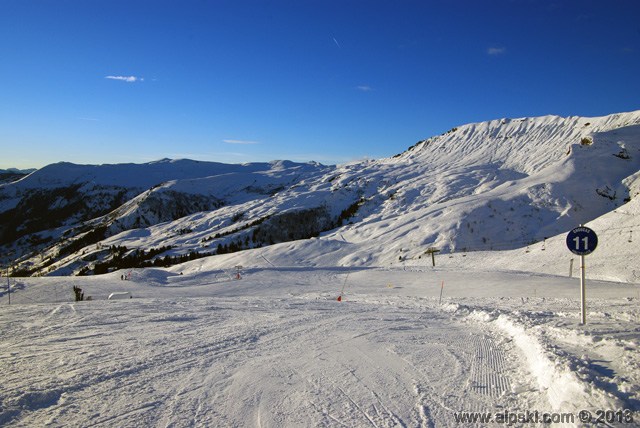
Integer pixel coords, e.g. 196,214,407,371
573,236,589,251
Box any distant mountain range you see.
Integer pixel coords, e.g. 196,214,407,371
0,168,36,184
0,168,37,174
2,110,639,279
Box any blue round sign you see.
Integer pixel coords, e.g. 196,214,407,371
566,226,598,256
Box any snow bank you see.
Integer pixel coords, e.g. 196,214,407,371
492,314,620,413
444,298,634,419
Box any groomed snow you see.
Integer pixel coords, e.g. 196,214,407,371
1,263,638,426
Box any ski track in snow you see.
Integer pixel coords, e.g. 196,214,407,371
1,298,492,427
1,267,639,427
0,290,517,425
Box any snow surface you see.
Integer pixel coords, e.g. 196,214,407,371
1,261,639,426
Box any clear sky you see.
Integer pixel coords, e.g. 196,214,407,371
1,0,639,169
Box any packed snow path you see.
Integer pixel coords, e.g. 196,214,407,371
1,267,638,426
2,298,522,427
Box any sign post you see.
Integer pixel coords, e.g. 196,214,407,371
425,247,440,267
566,225,598,324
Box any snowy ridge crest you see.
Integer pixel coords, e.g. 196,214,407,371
401,110,640,175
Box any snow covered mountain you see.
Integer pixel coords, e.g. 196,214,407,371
0,168,35,184
2,110,639,279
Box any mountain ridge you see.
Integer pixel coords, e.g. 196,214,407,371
2,110,639,280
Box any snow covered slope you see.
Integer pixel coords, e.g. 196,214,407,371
0,159,333,273
301,111,640,277
3,110,639,280
1,267,638,426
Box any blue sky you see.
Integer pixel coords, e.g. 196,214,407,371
1,0,639,169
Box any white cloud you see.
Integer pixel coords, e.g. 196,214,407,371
105,75,144,83
487,47,506,56
356,85,373,92
223,139,260,145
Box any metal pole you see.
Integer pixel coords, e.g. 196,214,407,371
580,254,586,324
6,266,10,306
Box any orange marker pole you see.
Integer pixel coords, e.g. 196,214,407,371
337,273,350,302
